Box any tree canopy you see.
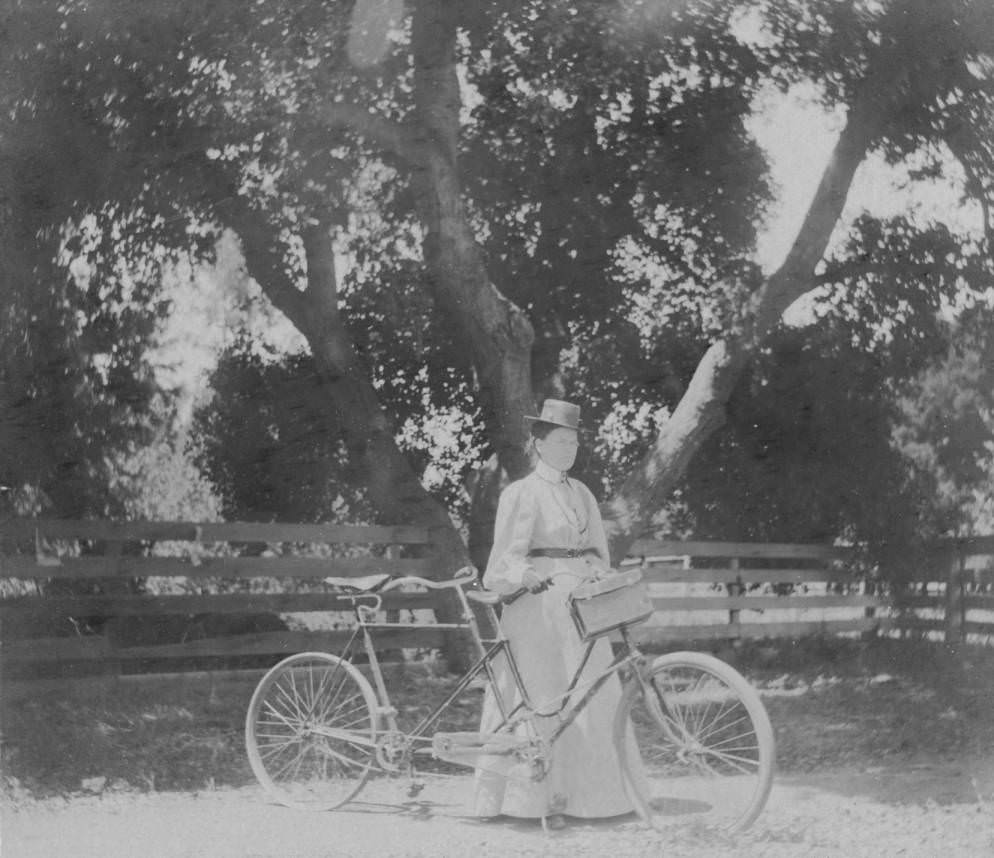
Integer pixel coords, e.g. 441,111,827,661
3,0,993,580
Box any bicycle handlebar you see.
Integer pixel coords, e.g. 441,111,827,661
378,566,478,593
348,565,556,612
380,569,548,607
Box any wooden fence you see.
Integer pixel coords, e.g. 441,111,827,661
887,535,994,645
0,519,443,682
624,539,879,641
626,536,994,645
2,520,993,686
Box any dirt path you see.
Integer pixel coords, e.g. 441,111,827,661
4,761,993,858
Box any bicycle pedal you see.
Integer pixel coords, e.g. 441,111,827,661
407,781,425,797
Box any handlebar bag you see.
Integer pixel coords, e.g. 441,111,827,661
568,567,653,641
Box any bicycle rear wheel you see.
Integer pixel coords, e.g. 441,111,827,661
245,652,379,810
614,651,775,834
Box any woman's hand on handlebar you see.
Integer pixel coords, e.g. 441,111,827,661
520,569,550,594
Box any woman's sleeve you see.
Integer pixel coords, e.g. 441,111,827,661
482,481,537,594
579,481,611,568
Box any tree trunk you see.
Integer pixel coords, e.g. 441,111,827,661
228,206,476,668
315,0,549,563
320,0,921,576
410,0,535,483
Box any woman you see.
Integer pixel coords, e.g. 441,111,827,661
472,398,639,827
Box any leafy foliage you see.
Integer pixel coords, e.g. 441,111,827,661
3,0,993,566
894,302,994,535
192,347,364,523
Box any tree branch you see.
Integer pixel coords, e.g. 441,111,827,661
310,101,428,167
602,45,904,558
300,222,357,376
409,0,535,483
750,79,905,337
225,208,310,325
946,131,994,251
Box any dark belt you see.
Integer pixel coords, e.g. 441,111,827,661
527,547,599,559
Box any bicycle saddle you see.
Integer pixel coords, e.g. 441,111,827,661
323,573,391,592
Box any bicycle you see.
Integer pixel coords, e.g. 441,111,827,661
244,565,775,834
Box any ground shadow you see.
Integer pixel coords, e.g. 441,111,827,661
774,756,994,807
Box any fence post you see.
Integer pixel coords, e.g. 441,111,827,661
944,545,965,648
381,545,402,663
728,556,742,634
862,554,878,641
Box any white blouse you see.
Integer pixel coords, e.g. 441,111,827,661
482,459,610,593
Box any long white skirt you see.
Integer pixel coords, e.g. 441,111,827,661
472,560,644,818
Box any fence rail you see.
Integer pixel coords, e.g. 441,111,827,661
624,539,884,644
896,538,994,645
0,518,440,682
2,519,993,685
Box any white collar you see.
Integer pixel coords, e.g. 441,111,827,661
535,459,569,483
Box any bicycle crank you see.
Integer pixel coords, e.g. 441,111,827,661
431,731,534,764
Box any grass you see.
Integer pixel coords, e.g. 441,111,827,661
2,637,992,801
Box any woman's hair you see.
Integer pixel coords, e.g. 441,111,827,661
530,421,562,441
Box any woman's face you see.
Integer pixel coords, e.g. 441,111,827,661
535,426,579,472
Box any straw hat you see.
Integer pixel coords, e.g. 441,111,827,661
524,398,580,430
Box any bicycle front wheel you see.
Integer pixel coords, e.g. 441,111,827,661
614,651,775,834
246,652,379,810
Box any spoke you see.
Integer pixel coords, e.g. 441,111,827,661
254,731,302,746
314,660,346,709
318,693,367,726
274,679,308,724
704,729,760,752
287,668,309,722
315,665,354,722
313,676,355,725
288,742,311,784
271,743,309,783
641,747,673,766
667,677,690,738
314,741,370,771
334,712,374,731
658,710,686,740
697,710,751,744
310,704,370,738
255,721,296,735
323,732,376,756
262,699,303,731
698,748,762,775
696,697,737,738
707,748,761,765
257,738,301,761
634,711,681,766
689,673,716,738
307,662,316,712
704,744,761,764
691,673,724,736
309,665,341,722
313,727,377,749
262,694,301,723
665,674,696,735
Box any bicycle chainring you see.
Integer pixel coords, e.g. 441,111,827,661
514,737,550,781
375,731,412,772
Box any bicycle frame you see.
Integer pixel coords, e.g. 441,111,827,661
333,573,662,766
